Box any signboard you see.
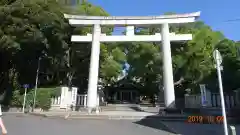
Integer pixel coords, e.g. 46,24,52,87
23,84,29,89
200,84,207,107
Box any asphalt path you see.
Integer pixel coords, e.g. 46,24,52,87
2,114,176,135
4,114,238,135
161,121,240,135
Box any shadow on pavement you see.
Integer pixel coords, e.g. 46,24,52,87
133,115,177,134
129,106,144,112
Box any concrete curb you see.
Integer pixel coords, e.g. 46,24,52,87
2,112,25,114
2,112,29,117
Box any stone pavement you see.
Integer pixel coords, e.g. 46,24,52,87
3,114,179,135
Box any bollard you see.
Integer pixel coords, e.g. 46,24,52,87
228,125,236,135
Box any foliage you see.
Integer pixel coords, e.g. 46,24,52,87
51,87,61,97
172,25,224,94
205,39,240,92
11,87,58,110
0,0,71,97
99,44,126,85
123,42,162,96
11,90,22,107
33,88,53,110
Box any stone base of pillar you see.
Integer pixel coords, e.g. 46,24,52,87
96,108,100,114
88,108,93,114
165,102,175,109
87,107,100,114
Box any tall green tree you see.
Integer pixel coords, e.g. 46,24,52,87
0,0,71,104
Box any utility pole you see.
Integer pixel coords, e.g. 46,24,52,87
33,57,41,112
22,84,29,113
213,50,228,135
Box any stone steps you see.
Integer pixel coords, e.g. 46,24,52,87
101,106,142,112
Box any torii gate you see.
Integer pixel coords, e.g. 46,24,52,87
64,12,200,113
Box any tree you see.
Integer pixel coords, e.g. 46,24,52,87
172,25,224,94
0,0,123,96
121,21,226,97
64,2,122,90
0,0,71,104
207,39,240,92
99,44,126,85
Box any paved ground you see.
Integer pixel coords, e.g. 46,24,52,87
2,114,177,135
29,110,188,120
162,121,240,135
2,114,239,135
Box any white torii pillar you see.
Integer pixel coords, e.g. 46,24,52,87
161,23,175,108
64,12,200,112
87,24,101,111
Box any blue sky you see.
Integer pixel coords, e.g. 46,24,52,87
88,0,240,41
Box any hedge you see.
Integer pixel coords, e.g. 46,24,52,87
11,87,61,111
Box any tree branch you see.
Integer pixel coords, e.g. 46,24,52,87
174,77,184,85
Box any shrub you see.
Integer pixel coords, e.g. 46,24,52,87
34,87,58,111
51,87,61,97
11,87,60,111
11,90,22,107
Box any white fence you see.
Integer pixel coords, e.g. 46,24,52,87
185,95,202,108
51,94,88,109
51,94,101,110
211,93,236,108
76,94,87,107
51,96,61,107
185,93,239,109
